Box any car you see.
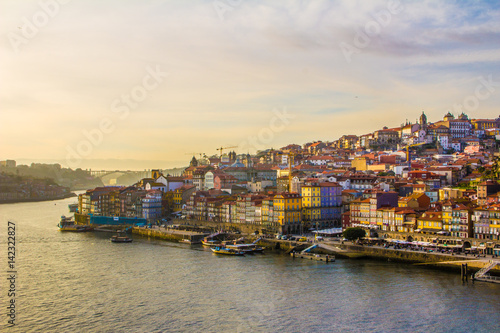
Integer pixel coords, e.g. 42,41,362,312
276,234,282,239
298,237,307,242
316,236,324,241
289,236,296,241
281,235,287,240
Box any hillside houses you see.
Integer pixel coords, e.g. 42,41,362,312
74,112,500,252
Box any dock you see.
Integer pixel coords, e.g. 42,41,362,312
291,251,335,262
291,244,335,263
474,260,500,284
132,226,209,244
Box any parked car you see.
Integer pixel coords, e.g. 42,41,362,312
281,235,287,240
289,236,296,241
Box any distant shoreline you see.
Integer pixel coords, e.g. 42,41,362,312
0,192,77,204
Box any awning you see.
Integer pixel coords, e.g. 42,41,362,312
420,228,441,233
312,228,343,235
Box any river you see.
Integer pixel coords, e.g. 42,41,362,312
0,196,499,332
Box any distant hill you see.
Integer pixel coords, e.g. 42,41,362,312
161,167,186,177
0,163,103,190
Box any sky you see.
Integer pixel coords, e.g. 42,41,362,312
1,0,500,170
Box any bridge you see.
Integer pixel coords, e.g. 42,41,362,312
87,170,150,185
88,170,144,177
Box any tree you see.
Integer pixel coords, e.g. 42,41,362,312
492,156,500,179
342,227,366,241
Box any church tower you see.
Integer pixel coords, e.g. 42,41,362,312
189,156,198,167
419,111,427,126
444,112,454,122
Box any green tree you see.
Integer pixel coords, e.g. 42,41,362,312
342,227,366,241
492,156,500,179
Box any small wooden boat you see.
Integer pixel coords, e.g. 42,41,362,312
211,246,244,256
225,243,265,254
201,239,222,247
110,235,133,243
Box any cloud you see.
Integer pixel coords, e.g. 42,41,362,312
1,0,500,169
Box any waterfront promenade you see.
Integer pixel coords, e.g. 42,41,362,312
129,224,500,278
132,225,210,243
318,239,500,276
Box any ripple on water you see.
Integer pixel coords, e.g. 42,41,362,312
1,199,499,332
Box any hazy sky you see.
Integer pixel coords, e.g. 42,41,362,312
1,0,500,170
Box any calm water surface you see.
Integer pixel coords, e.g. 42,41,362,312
1,197,499,332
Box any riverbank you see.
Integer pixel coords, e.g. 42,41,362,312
116,223,500,278
256,238,500,275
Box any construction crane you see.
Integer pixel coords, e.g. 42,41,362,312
406,142,427,172
216,146,237,158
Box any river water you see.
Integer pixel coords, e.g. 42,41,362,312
0,196,499,332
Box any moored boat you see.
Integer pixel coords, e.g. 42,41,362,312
225,243,265,254
110,235,133,243
211,246,245,256
58,216,93,232
201,239,222,247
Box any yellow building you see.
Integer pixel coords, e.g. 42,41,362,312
173,185,196,212
441,201,453,233
489,207,500,241
438,187,464,201
351,157,368,171
412,184,427,193
417,211,443,232
349,198,371,227
377,207,395,231
359,199,371,226
273,193,302,234
301,184,321,222
395,209,417,233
